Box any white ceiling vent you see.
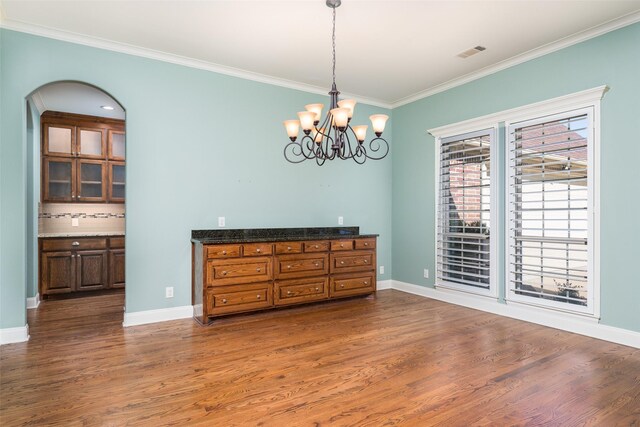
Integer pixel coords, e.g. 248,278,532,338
457,46,487,59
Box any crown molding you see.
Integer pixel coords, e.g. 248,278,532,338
0,17,392,109
29,90,46,114
391,10,640,109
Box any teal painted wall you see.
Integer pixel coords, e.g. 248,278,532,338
392,23,640,332
0,29,392,328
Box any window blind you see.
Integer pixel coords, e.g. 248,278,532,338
437,131,493,291
508,112,591,308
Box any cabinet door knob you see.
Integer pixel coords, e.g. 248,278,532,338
72,241,80,246
364,281,368,285
287,291,293,295
256,295,261,299
314,263,319,267
222,271,227,276
287,246,292,251
256,268,261,272
222,299,227,304
340,261,345,265
287,265,291,269
315,287,319,291
314,245,319,249
364,242,369,246
340,244,344,247
222,250,227,255
364,259,368,264
256,248,261,253
340,284,345,288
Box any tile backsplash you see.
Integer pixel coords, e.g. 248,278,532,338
39,203,125,235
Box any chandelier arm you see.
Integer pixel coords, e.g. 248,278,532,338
364,136,390,160
284,141,308,164
301,135,318,160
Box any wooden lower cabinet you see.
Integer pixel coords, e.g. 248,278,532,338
193,236,377,324
40,236,125,297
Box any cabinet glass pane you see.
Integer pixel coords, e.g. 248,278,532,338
111,133,125,158
79,130,103,156
79,163,103,198
48,127,72,154
112,164,125,199
48,161,72,199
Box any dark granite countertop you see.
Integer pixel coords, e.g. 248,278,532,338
191,227,378,244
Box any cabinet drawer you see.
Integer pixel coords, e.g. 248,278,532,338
243,243,273,257
274,277,329,306
275,253,329,280
331,273,376,298
206,244,241,259
109,236,125,249
206,257,272,286
331,251,375,274
275,241,302,254
331,240,354,251
207,283,273,315
42,238,107,251
303,241,330,253
354,238,376,250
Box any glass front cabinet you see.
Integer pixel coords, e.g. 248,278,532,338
41,112,125,203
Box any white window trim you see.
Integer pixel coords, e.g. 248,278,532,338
434,126,500,299
428,86,607,314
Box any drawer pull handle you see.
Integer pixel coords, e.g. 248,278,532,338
314,263,319,267
287,246,292,251
256,268,261,272
315,287,319,291
340,244,344,248
256,248,261,253
222,271,227,276
364,260,368,263
364,242,369,246
222,299,228,304
287,291,293,295
340,261,345,265
256,295,261,299
287,265,291,269
222,250,227,255
72,241,80,246
340,284,345,288
314,245,319,249
364,281,368,285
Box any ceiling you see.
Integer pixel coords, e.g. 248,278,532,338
4,1,640,107
30,82,126,119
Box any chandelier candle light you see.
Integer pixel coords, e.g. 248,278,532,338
283,0,389,165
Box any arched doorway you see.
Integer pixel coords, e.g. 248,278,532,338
25,81,127,331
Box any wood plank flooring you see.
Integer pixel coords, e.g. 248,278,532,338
1,290,639,426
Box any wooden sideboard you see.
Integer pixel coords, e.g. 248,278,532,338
192,228,377,324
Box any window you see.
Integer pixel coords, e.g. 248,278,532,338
507,108,595,314
437,128,497,296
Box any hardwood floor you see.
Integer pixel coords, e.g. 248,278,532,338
1,290,639,426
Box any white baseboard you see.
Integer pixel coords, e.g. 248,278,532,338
377,280,393,290
0,324,30,345
123,305,193,327
26,293,40,309
391,280,640,349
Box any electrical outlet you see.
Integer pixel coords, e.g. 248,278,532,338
338,216,344,225
379,266,385,275
165,287,174,298
218,216,225,227
424,269,429,279
71,218,79,227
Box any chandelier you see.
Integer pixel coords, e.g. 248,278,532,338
283,0,389,165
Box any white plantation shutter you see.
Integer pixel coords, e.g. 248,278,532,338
508,109,593,313
437,129,495,294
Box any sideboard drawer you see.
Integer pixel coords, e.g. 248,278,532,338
274,277,329,306
354,238,376,250
275,241,303,254
275,253,329,279
331,273,375,298
207,283,273,315
331,240,354,251
206,257,272,286
243,243,273,257
207,244,241,259
303,241,330,253
331,251,374,274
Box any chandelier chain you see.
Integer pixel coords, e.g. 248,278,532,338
332,6,336,86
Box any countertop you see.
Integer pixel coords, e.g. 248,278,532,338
38,232,125,238
191,226,377,244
